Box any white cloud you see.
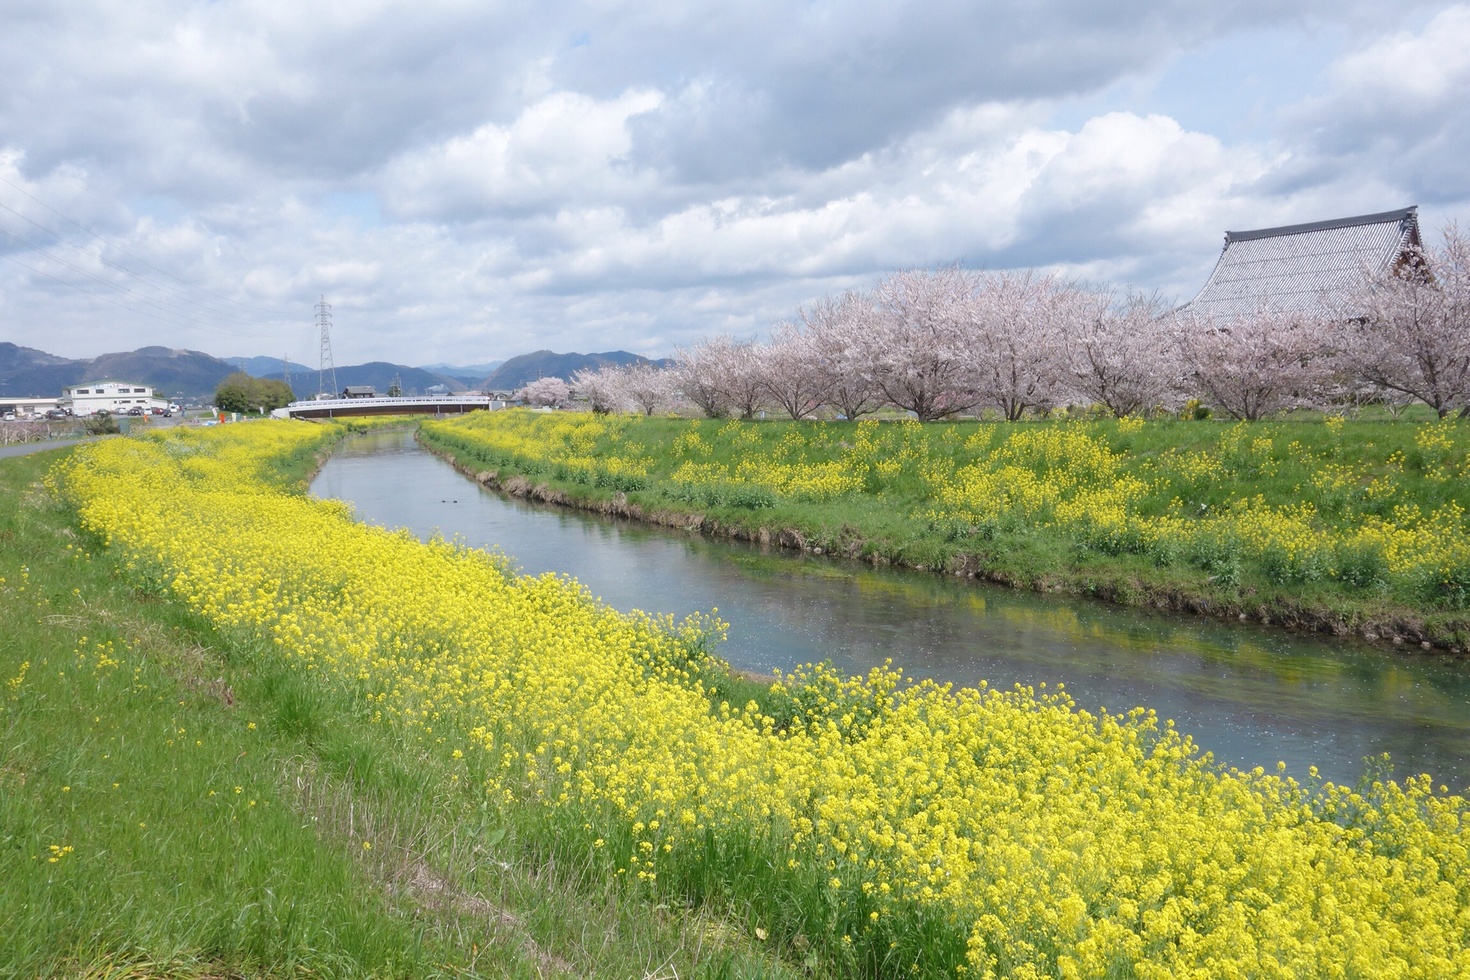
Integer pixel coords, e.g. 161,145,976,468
381,89,664,220
1,0,1467,364
1286,4,1470,205
1328,5,1470,106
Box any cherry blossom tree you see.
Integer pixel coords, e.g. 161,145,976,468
622,363,674,416
674,336,767,419
760,320,832,419
717,338,769,419
571,366,627,414
965,270,1073,421
1065,289,1178,417
671,339,732,418
801,291,888,420
1339,224,1470,418
869,267,979,421
1173,308,1335,420
516,376,571,408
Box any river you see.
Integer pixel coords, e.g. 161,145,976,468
310,428,1470,790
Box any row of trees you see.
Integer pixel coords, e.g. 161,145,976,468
566,226,1470,422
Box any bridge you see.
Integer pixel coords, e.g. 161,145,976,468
275,394,506,420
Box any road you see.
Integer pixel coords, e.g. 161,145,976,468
0,435,107,459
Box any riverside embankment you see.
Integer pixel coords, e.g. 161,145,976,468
316,426,1470,791
418,410,1470,650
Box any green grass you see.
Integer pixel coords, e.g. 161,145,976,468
420,409,1470,648
1,446,815,979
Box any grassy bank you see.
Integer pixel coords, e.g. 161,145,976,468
34,420,1470,978
0,438,804,979
419,410,1470,648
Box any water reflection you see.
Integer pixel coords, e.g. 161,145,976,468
310,429,1470,790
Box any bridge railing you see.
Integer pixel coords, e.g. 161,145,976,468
288,394,494,408
279,394,505,418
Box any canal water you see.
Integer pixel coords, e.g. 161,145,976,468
310,429,1470,791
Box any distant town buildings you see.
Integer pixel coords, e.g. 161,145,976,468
63,380,170,416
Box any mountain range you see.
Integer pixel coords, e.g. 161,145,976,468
225,356,504,390
482,350,672,391
1,344,243,399
0,343,666,400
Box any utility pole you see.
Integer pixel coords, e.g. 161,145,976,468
316,296,337,398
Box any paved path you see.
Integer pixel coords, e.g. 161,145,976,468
0,436,105,460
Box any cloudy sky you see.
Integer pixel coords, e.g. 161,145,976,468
2,0,1468,367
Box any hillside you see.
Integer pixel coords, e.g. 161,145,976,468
0,343,669,400
482,349,667,391
420,360,505,387
0,342,80,396
318,361,469,396
230,356,472,397
0,343,238,398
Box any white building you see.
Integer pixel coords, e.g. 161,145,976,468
0,396,63,418
63,380,169,416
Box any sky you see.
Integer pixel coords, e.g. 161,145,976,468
2,0,1468,368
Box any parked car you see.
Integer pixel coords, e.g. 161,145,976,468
127,406,144,417
45,409,68,420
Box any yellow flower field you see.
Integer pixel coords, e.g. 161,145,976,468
424,411,1470,614
53,422,1470,978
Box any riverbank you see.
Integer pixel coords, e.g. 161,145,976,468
315,426,1470,787
418,411,1470,650
0,439,802,979
40,418,1470,978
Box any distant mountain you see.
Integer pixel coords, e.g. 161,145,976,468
0,342,81,396
419,360,505,388
231,357,505,388
233,359,473,397
322,361,469,396
420,360,505,375
226,355,299,378
90,347,239,397
482,350,669,392
0,343,670,401
0,343,238,398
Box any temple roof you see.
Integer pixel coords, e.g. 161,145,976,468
1184,206,1421,317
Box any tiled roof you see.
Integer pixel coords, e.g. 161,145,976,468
1184,207,1421,317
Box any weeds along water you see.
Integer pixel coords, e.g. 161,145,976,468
20,419,1470,978
419,410,1470,647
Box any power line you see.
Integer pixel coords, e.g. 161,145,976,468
0,250,213,332
0,233,284,339
0,226,241,333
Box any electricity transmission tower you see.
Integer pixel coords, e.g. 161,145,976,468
315,296,337,398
